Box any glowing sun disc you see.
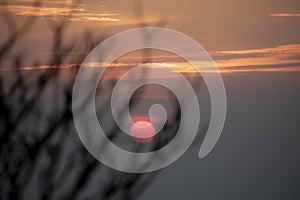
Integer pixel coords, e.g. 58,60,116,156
130,121,156,143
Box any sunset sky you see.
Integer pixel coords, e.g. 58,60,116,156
0,0,299,73
1,2,300,199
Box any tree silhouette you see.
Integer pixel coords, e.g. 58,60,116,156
0,1,170,200
0,1,206,199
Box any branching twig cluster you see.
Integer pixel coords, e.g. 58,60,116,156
0,1,194,200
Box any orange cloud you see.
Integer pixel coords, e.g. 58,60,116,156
269,13,300,17
213,44,300,68
2,44,300,74
0,5,84,16
0,2,158,24
13,0,76,5
0,5,123,22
